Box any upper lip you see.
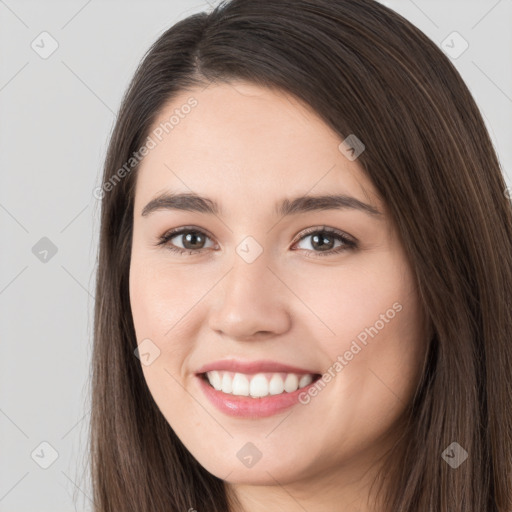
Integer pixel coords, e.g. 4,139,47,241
196,359,319,375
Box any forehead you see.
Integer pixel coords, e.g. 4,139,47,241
135,81,382,213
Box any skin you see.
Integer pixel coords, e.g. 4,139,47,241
129,81,429,512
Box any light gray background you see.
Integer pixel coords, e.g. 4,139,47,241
0,0,510,510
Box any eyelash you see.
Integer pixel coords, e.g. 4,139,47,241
156,225,357,258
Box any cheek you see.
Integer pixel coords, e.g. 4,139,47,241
296,275,425,464
288,254,417,346
129,253,215,388
295,254,426,401
129,252,203,340
129,258,198,411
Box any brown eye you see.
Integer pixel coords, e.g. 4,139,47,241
175,231,207,250
292,227,357,257
157,228,215,255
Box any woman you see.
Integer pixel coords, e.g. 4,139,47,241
89,0,512,510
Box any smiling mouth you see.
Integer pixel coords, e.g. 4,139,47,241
200,371,322,398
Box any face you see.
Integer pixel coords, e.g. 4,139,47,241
129,81,428,494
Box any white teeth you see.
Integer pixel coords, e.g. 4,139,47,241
249,373,269,397
232,373,250,396
269,374,284,395
221,372,233,393
205,371,316,398
209,370,222,391
284,373,299,392
299,374,313,388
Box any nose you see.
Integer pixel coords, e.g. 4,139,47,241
207,249,292,341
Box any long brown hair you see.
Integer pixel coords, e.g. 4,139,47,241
88,0,512,510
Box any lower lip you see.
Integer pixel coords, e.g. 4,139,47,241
196,374,319,418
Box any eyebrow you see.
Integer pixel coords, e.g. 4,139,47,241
141,192,382,218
